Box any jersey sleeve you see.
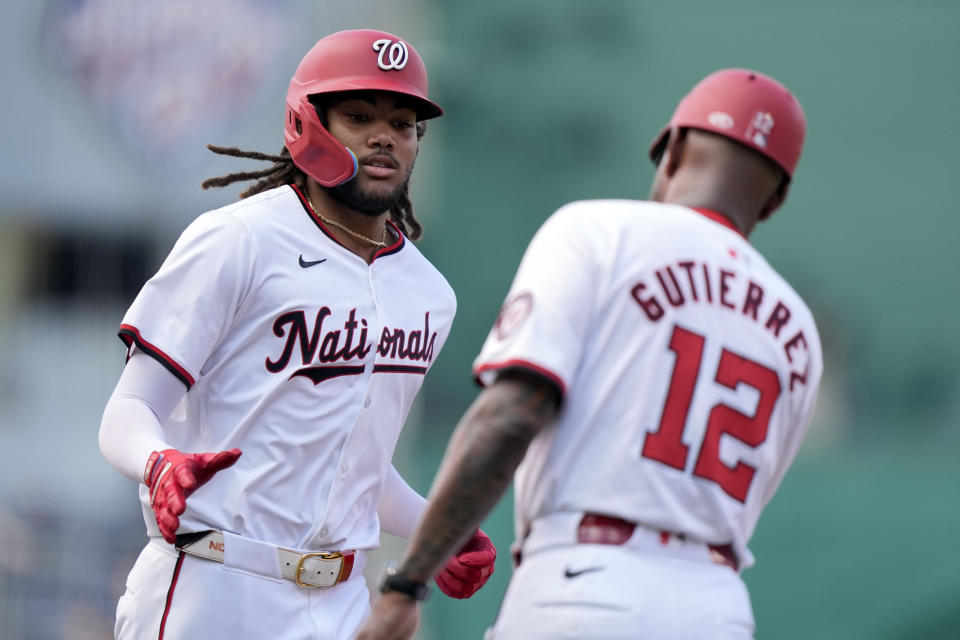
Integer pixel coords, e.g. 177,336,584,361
473,204,599,397
119,211,257,388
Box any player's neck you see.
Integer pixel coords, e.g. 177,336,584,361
663,180,757,238
673,198,756,238
304,182,393,263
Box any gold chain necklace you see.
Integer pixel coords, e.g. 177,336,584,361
305,194,388,249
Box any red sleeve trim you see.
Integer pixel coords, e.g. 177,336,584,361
118,324,195,389
472,359,567,398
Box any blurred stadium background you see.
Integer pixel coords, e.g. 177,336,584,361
1,0,958,638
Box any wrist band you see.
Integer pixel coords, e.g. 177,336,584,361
378,561,430,601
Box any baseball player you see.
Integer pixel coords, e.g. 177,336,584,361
356,69,822,640
98,29,495,640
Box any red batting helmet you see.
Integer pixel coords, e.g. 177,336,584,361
284,29,444,186
648,69,806,178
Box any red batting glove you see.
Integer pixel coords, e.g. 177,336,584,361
143,448,242,544
434,529,496,599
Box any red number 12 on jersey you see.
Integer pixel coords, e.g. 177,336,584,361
641,325,781,503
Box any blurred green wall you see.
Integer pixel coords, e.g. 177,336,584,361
403,1,960,638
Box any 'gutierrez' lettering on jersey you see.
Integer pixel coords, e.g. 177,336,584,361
265,308,438,383
630,258,812,391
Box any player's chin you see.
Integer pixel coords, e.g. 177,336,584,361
360,181,399,199
359,181,405,208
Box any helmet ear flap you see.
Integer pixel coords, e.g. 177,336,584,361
284,96,358,187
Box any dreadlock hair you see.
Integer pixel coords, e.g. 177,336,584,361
201,120,428,241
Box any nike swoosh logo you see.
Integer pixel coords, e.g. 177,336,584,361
564,566,604,579
299,255,327,268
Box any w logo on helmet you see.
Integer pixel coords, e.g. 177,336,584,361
373,39,409,71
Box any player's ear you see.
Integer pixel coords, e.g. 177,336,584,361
663,128,688,179
758,178,789,221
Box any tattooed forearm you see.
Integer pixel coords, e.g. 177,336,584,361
397,372,560,582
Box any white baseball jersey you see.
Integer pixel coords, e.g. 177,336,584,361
119,184,455,552
474,200,821,568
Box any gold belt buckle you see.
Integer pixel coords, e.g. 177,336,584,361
295,551,343,588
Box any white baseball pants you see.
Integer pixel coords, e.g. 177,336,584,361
485,516,755,639
115,538,370,640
